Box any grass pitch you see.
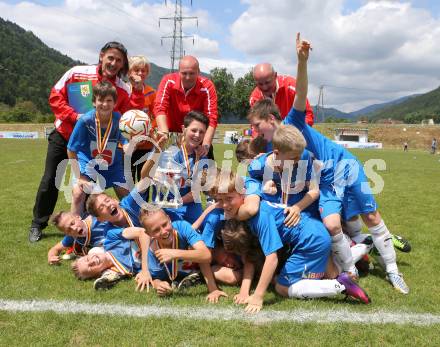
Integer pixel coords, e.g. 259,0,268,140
0,139,440,346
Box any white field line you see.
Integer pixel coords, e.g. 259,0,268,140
1,299,440,325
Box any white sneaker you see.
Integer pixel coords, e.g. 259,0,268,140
94,270,122,290
387,272,409,294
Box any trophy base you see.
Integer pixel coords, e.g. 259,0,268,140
151,200,183,209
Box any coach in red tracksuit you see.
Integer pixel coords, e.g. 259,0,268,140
153,56,218,158
28,42,144,243
249,63,314,127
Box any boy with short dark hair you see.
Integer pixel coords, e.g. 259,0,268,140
68,81,130,217
157,110,210,224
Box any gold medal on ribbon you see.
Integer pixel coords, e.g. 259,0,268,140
181,138,200,187
156,229,179,282
95,115,113,160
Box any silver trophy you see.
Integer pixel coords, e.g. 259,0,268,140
151,135,184,209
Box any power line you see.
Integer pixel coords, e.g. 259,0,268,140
32,1,121,38
106,0,142,23
320,83,396,94
159,0,198,72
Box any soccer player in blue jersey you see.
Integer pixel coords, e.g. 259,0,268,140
155,111,209,224
67,81,130,217
249,33,408,294
47,212,110,265
212,171,370,313
139,208,211,296
190,203,245,303
248,127,320,224
71,226,150,290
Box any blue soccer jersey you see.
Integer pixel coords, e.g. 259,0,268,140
283,108,377,220
119,187,150,227
248,201,329,255
148,220,203,280
248,200,331,286
67,109,127,188
104,227,142,275
248,151,318,215
283,108,359,186
61,216,111,255
197,208,225,249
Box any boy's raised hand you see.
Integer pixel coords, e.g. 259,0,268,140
296,32,312,62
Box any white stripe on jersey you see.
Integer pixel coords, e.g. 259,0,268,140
115,77,131,96
53,65,97,91
200,87,211,117
159,79,176,107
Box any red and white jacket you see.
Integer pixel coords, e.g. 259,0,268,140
153,72,218,132
49,65,144,140
249,75,314,126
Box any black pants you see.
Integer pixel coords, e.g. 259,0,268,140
131,149,150,183
207,144,214,160
31,130,68,229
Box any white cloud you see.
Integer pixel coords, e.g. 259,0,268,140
230,0,440,111
1,0,440,111
0,0,221,70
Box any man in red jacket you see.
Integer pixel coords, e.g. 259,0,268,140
29,41,144,243
154,56,218,158
249,63,314,127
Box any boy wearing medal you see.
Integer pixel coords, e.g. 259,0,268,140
47,212,111,264
160,111,210,224
67,81,130,217
71,225,151,291
211,171,371,314
139,208,211,296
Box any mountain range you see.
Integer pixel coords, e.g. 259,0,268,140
1,17,439,123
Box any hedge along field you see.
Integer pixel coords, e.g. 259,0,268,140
0,139,440,346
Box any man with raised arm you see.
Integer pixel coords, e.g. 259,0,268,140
249,63,314,127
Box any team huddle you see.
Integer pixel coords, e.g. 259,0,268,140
39,34,411,314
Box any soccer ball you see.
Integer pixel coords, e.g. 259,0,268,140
119,110,152,139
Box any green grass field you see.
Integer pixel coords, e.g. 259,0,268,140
1,139,440,346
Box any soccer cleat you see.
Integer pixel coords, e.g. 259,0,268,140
387,272,409,294
391,234,411,253
28,227,43,243
336,272,371,304
177,272,203,291
94,270,122,290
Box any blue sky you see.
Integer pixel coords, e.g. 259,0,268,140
2,0,440,111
